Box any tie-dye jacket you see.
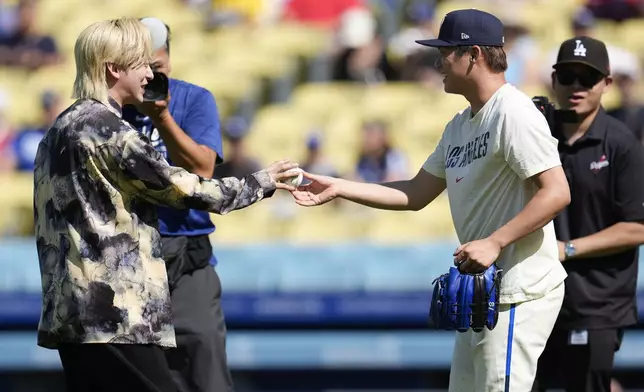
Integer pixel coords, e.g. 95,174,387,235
33,99,275,349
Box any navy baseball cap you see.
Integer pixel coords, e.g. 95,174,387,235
416,9,505,48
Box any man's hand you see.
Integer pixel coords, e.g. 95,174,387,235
266,160,300,191
557,241,566,262
453,238,502,273
135,91,171,124
290,171,341,206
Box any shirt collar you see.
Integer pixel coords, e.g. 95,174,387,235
582,107,608,141
555,106,608,145
107,97,123,118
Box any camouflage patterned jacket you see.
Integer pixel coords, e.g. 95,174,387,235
33,98,275,349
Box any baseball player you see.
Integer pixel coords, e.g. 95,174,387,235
289,9,571,391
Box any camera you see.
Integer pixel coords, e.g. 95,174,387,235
532,96,557,130
143,71,169,102
532,95,578,130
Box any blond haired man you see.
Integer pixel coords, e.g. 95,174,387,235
33,17,296,392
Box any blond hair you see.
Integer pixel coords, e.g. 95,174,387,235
72,17,152,104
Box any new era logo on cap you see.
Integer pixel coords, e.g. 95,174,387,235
416,9,505,48
554,36,610,76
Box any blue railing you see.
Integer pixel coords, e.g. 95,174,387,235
1,238,644,326
2,238,644,372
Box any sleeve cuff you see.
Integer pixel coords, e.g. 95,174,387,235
252,170,277,198
518,159,562,180
422,165,446,179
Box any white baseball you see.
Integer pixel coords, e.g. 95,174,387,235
280,168,303,187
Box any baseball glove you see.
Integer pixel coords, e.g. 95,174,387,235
428,263,502,333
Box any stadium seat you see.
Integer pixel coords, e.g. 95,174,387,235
289,82,363,123
249,23,333,60
245,104,320,161
0,173,34,236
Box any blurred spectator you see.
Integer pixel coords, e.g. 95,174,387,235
540,7,639,87
213,117,262,179
207,0,287,26
387,0,437,60
301,131,339,177
354,120,408,183
0,0,60,70
607,72,644,143
0,0,17,37
331,8,398,83
586,0,644,21
206,0,270,27
499,12,540,89
9,90,62,172
399,47,442,88
0,91,14,172
282,0,366,28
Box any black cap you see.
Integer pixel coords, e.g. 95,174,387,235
416,9,505,48
553,36,610,76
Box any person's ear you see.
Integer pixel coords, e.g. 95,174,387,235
470,46,482,63
106,63,120,80
602,75,613,94
551,72,557,91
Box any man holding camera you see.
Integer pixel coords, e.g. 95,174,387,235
122,18,232,392
533,36,644,392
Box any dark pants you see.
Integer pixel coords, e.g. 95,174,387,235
533,328,624,392
162,235,234,392
58,343,177,392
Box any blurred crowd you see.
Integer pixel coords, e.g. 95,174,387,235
2,0,644,215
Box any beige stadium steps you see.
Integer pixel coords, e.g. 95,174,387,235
286,209,372,244
322,145,359,178
395,109,446,153
25,63,75,100
209,198,280,244
288,82,364,123
36,0,80,35
414,194,457,240
406,149,436,173
245,104,320,162
614,19,644,55
213,46,297,82
248,23,333,60
323,108,363,148
358,83,439,121
55,9,110,53
3,90,42,127
364,210,431,244
0,68,34,125
182,67,261,118
362,193,456,243
0,173,34,236
0,173,33,206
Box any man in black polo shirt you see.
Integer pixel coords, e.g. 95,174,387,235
533,36,644,392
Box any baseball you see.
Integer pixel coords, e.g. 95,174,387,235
280,168,304,187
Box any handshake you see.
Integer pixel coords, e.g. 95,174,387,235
265,159,337,207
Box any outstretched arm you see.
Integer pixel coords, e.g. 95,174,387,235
103,132,296,215
291,168,446,211
293,129,449,211
335,169,446,211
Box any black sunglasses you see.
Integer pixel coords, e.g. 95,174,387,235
555,68,604,89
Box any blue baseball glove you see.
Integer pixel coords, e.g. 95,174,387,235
428,263,503,333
